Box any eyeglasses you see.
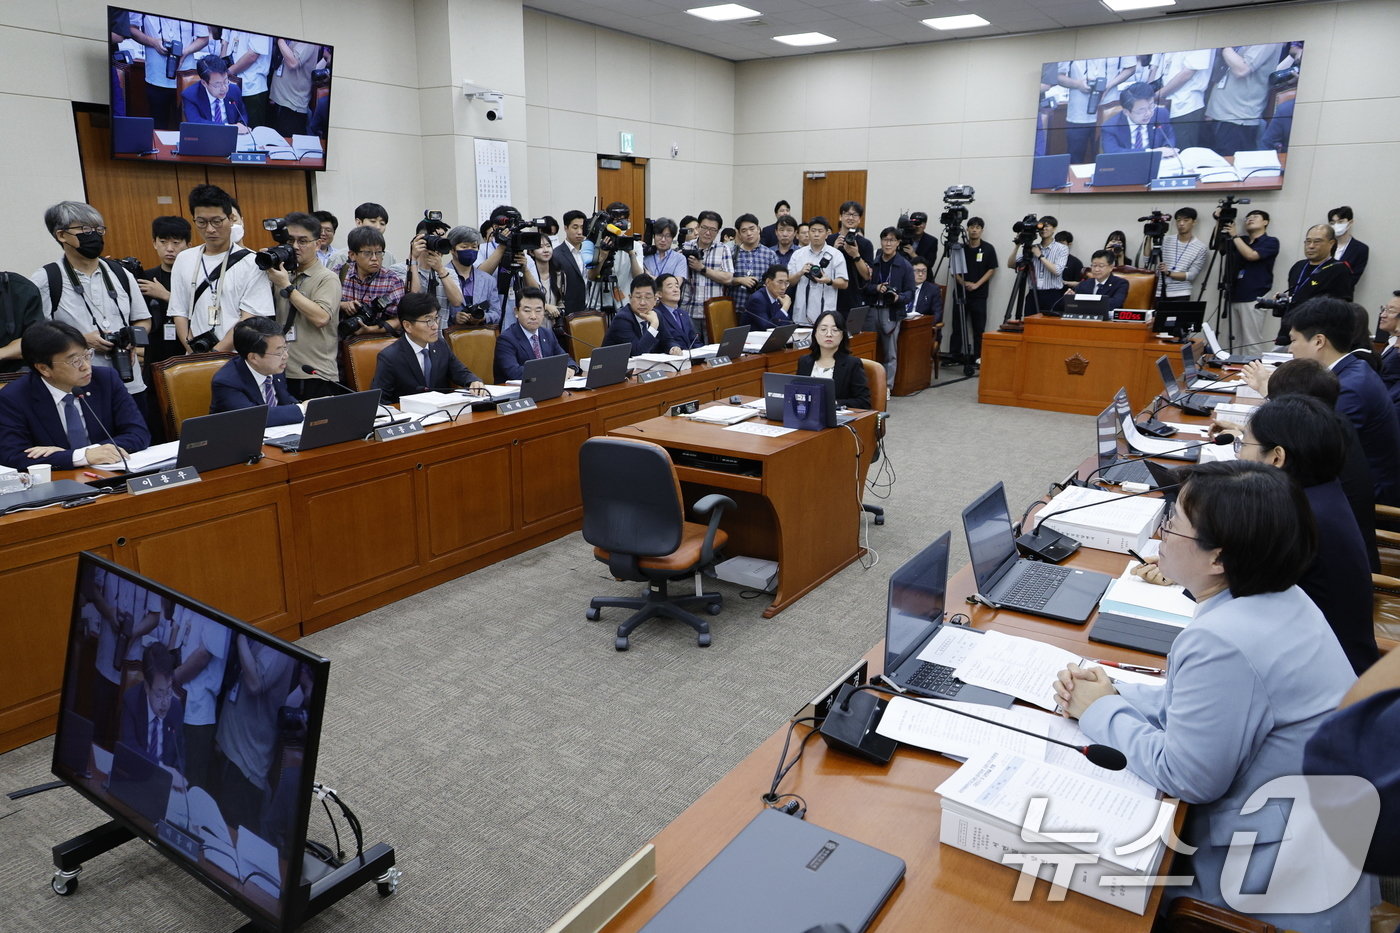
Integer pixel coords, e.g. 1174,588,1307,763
356,250,386,259
1231,436,1264,455
63,225,106,236
698,224,719,234
193,216,229,229
1155,501,1198,541
407,317,440,328
259,347,291,358
290,236,318,247
55,349,96,369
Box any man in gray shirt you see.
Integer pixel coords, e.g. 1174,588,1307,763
1204,43,1284,156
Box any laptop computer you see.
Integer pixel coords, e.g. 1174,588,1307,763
473,353,571,406
1180,344,1238,393
1031,153,1072,191
265,389,382,452
1095,402,1154,486
1114,387,1198,461
106,741,174,826
1201,320,1263,365
693,325,751,362
844,306,870,335
1151,300,1206,340
638,808,905,933
112,115,156,154
1059,293,1107,320
745,323,799,354
1155,354,1220,416
583,343,631,389
1089,149,1163,187
174,121,238,158
960,483,1112,624
882,532,1014,708
176,405,268,473
760,372,856,425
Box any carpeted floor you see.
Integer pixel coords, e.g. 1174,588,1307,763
0,372,1094,932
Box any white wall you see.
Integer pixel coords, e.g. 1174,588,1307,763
734,0,1400,317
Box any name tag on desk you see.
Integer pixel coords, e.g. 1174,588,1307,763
127,467,201,495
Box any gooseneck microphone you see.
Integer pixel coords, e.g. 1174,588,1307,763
73,385,131,475
819,682,1128,771
300,365,399,423
1079,434,1232,487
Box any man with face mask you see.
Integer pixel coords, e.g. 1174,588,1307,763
31,201,152,408
1327,206,1368,288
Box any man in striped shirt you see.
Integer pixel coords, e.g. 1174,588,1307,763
1156,207,1208,299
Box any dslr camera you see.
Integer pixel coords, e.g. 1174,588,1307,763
459,299,492,322
255,218,297,271
338,296,393,338
103,325,150,383
1255,295,1291,317
805,255,832,282
188,331,219,354
419,210,453,255
1085,75,1107,112
163,39,182,80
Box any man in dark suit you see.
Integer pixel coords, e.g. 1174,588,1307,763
1068,251,1130,314
210,317,303,426
495,287,577,381
1380,292,1400,407
742,265,795,330
371,293,486,402
181,57,251,132
907,258,943,324
551,210,588,316
0,320,149,469
1100,82,1177,155
604,275,681,356
1287,298,1400,505
759,199,790,249
117,643,187,776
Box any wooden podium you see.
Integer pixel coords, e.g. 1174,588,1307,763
978,315,1181,415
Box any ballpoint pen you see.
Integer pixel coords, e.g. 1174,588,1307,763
1092,659,1166,676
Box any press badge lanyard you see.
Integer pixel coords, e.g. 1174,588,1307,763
63,258,127,330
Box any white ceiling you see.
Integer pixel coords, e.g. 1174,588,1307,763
523,0,1309,62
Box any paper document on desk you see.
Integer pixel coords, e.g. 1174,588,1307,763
155,130,180,146
953,630,1163,711
915,623,982,667
1122,415,1199,456
1163,422,1209,437
1100,563,1196,627
724,421,794,437
688,405,758,425
1212,402,1257,426
117,441,179,472
263,422,302,440
564,376,589,390
1070,163,1095,179
1032,485,1164,555
686,344,721,359
1232,149,1282,179
476,384,520,399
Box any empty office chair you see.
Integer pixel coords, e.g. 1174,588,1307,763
564,312,606,363
340,334,396,392
579,437,734,651
860,357,889,525
447,327,498,384
151,351,234,439
702,297,737,344
1121,272,1157,311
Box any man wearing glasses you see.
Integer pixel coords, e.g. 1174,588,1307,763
339,226,405,336
680,211,734,324
0,320,149,469
169,185,274,355
370,293,486,403
266,212,342,400
209,317,304,426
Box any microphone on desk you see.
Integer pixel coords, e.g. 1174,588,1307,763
73,385,131,476
1076,435,1231,489
819,682,1127,771
299,365,400,424
1014,481,1184,564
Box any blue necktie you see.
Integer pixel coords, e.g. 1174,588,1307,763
63,394,90,449
215,98,225,125
421,348,433,385
263,376,276,407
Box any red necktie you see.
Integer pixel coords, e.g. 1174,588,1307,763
530,333,542,359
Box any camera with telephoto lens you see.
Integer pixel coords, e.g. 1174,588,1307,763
422,233,452,254
1011,213,1041,247
896,211,921,248
1139,210,1171,240
255,218,297,271
460,299,491,321
163,39,182,80
1255,296,1291,317
103,325,150,382
805,255,832,282
338,296,392,338
114,257,147,280
1085,75,1106,112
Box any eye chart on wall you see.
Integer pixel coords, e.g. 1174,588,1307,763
474,138,512,225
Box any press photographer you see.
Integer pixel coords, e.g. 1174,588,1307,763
169,184,273,355
582,202,643,306
829,201,873,317
1217,202,1279,351
478,205,549,316
896,211,939,268
125,215,191,367
787,215,846,325
642,217,688,283
337,225,404,337
952,215,996,365
680,210,734,323
1008,213,1066,314
1265,224,1354,346
865,227,915,382
263,212,342,400
411,226,503,328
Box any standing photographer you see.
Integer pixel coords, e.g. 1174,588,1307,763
1010,215,1066,315
680,211,734,325
866,228,915,382
1268,225,1354,346
787,216,847,326
950,217,996,365
169,184,274,355
830,202,873,319
898,211,939,268
1221,209,1279,351
267,212,340,400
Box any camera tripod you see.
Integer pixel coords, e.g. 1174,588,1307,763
932,224,974,377
1196,206,1245,348
1000,240,1043,329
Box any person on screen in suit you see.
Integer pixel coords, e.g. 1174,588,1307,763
796,311,870,409
1327,206,1369,289
371,293,486,403
907,257,943,324
1099,81,1178,155
603,275,681,357
117,643,187,777
552,210,588,316
654,274,702,352
0,320,149,469
743,265,795,331
495,288,578,381
1056,462,1377,933
209,317,303,426
1285,298,1400,505
128,15,209,131
181,57,250,134
1067,251,1130,313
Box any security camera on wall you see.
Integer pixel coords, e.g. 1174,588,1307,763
481,93,504,122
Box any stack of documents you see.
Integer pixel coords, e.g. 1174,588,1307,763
629,353,689,375
1032,485,1165,555
687,405,758,426
947,629,1162,712
398,391,476,417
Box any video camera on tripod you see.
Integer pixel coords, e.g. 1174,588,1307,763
1212,195,1252,251
489,208,548,295
939,185,975,229
1011,213,1042,250
582,207,636,280
1139,210,1171,240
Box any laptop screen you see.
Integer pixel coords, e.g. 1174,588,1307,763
1201,321,1224,355
963,484,1019,590
1180,344,1199,382
885,532,950,674
1095,402,1123,470
1155,355,1180,397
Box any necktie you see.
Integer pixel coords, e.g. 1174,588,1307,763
1135,124,1147,150
148,718,159,759
421,348,433,385
1094,281,1100,295
215,98,225,124
913,286,921,312
263,376,276,407
63,394,90,449
530,333,542,359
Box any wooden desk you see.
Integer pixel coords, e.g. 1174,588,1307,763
1032,153,1287,195
134,132,327,170
891,314,933,396
609,407,878,618
980,315,1182,415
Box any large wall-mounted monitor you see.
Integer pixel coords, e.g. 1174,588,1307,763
54,552,330,930
108,7,333,171
1032,42,1303,195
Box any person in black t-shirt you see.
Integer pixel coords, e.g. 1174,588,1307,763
828,201,873,318
1055,230,1084,284
949,217,998,364
136,215,192,367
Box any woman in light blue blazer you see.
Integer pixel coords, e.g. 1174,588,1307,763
1055,461,1376,932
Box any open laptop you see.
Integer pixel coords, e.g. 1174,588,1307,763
177,405,268,472
1180,344,1239,393
265,389,382,452
174,121,238,157
960,482,1112,623
472,353,571,406
1059,293,1107,320
1089,149,1162,187
692,325,750,362
106,741,174,826
881,532,1014,708
1151,299,1206,340
1114,387,1198,461
1155,354,1220,416
112,115,156,154
638,808,904,933
583,343,631,389
1031,153,1072,191
744,323,798,355
844,306,870,335
760,372,855,425
1093,400,1178,488
1201,320,1263,365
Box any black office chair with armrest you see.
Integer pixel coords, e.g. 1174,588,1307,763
579,437,735,651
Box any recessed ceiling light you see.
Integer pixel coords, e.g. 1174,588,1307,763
773,32,837,46
921,13,991,30
1101,0,1175,11
686,4,762,21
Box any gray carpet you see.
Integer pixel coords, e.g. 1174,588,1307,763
0,372,1093,932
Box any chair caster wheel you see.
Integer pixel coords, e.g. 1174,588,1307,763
615,636,629,651
874,515,885,526
706,602,722,616
375,866,401,897
697,633,712,647
51,872,79,896
586,607,601,621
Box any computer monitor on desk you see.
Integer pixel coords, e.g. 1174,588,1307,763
759,372,854,427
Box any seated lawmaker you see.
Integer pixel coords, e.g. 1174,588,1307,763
1055,461,1374,933
604,275,681,356
654,274,702,351
795,311,870,409
210,317,303,426
181,57,250,133
117,643,187,776
1068,250,1129,313
494,288,577,382
0,320,149,469
1100,82,1177,155
370,293,485,402
743,265,795,331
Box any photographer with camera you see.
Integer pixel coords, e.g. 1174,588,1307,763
1056,57,1135,163
1008,214,1067,314
131,216,191,368
642,217,688,284
1266,225,1355,346
326,203,399,274
32,201,152,413
898,212,939,268
420,226,500,327
584,202,645,307
1220,208,1279,351
169,185,273,356
865,228,915,382
729,214,779,310
264,213,341,401
477,204,549,319
680,211,734,324
787,216,847,326
127,14,209,130
830,202,873,318
338,225,405,337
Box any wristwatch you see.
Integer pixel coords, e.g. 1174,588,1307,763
280,285,296,299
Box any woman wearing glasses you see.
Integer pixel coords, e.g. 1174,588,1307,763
1054,461,1375,931
795,310,870,409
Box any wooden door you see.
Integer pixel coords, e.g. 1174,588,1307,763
596,156,646,221
800,169,867,226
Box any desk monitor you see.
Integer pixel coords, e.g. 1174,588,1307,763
584,343,631,389
1152,300,1205,339
1089,150,1162,188
54,551,330,932
760,372,853,426
177,405,268,473
174,121,238,158
1031,153,1072,191
112,115,156,154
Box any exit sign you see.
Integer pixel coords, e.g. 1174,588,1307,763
619,132,634,154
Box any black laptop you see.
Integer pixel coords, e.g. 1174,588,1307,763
638,808,904,933
760,372,856,425
1095,402,1154,486
174,121,238,157
1089,149,1162,187
1155,355,1220,416
177,405,268,472
745,323,799,354
473,353,571,406
112,115,156,154
693,325,750,362
583,343,631,389
265,390,382,452
882,532,1014,708
1179,343,1237,393
960,483,1112,624
1031,153,1072,191
106,741,174,826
